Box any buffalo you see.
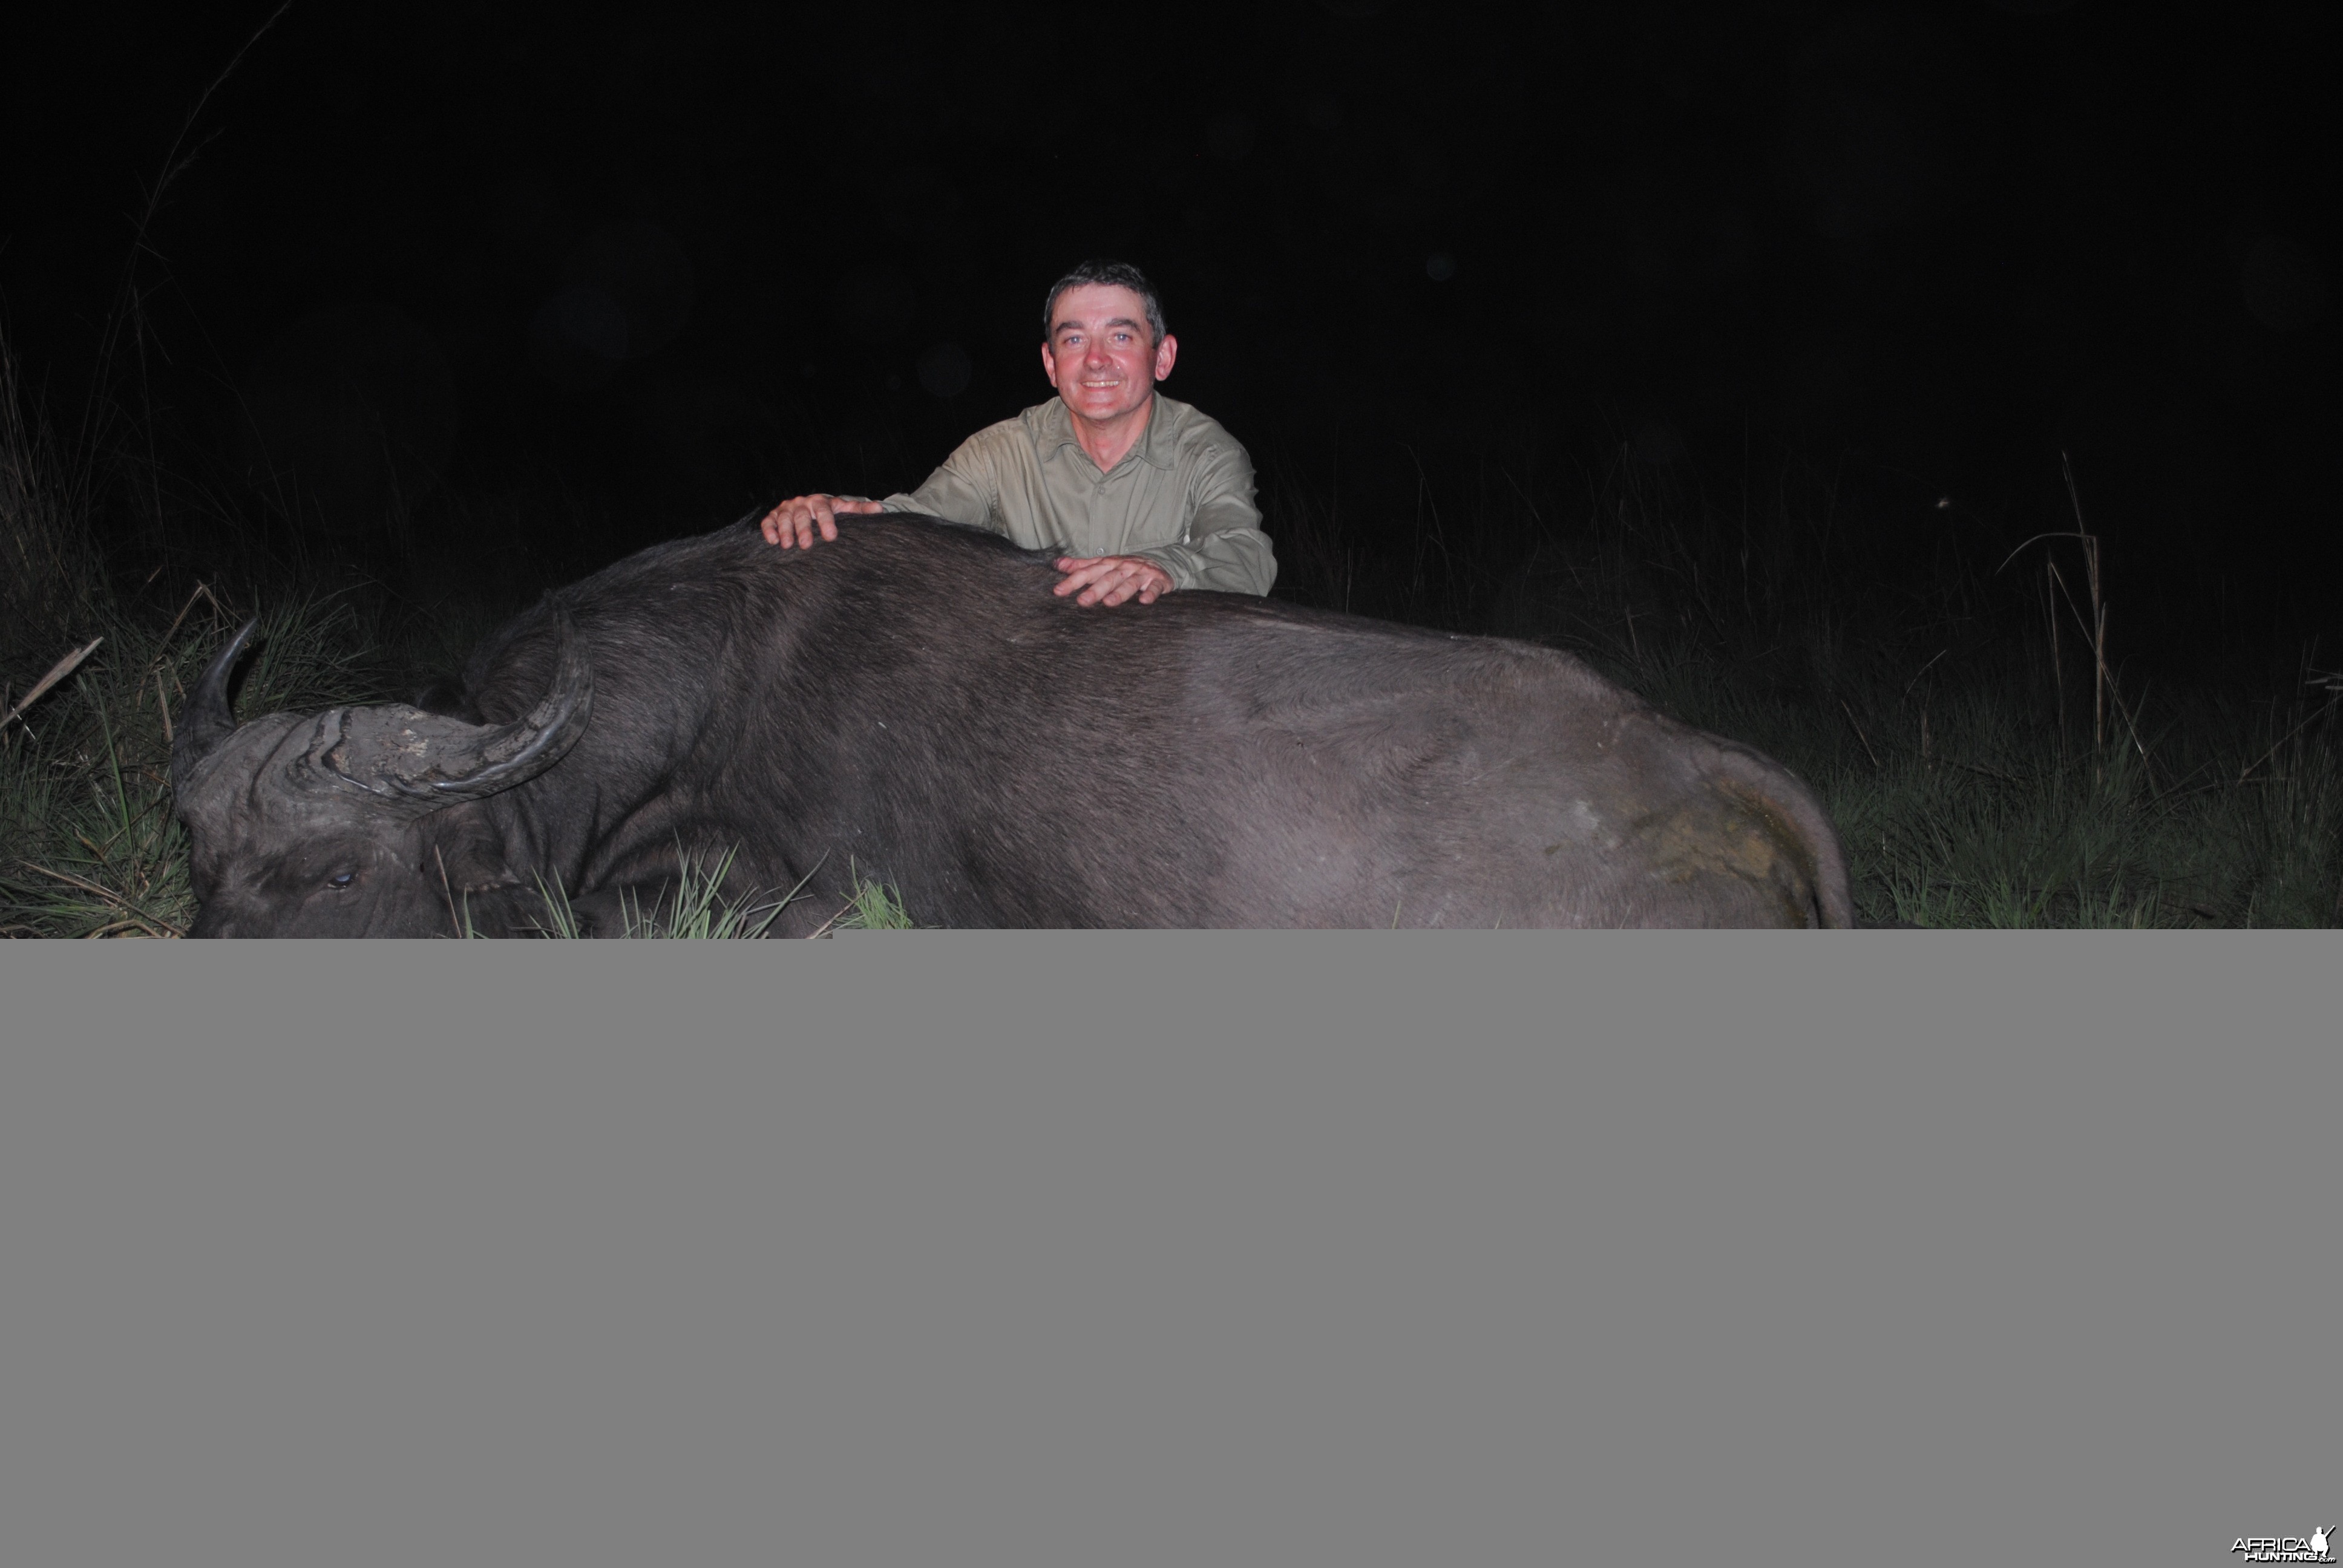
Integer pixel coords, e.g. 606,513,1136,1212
171,512,1855,934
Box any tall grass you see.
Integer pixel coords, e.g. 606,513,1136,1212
1624,630,2343,927
1,342,108,697
1263,426,2343,927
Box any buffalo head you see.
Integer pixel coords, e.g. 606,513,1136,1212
172,613,592,937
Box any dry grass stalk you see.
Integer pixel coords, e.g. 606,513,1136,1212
2059,452,2108,770
139,581,226,724
2046,555,2066,762
1838,698,1883,771
801,898,859,941
2236,696,2335,785
1999,455,2160,792
1,638,103,733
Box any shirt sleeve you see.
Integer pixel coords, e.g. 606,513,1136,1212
1125,439,1278,596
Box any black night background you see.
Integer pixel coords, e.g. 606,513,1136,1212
5,0,2341,928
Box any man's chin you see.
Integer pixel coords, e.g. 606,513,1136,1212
1064,391,1149,422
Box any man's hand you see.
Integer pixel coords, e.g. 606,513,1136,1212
1054,554,1173,607
759,494,885,549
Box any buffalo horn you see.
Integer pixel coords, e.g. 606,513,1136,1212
317,603,594,811
172,619,259,794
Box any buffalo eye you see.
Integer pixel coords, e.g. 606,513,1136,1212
326,871,357,890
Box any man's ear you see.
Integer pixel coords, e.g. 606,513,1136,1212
1153,332,1178,382
1041,342,1059,383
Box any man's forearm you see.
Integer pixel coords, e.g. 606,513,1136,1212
1135,526,1278,596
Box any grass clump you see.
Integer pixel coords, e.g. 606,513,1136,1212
516,851,913,940
2,674,189,938
821,871,916,933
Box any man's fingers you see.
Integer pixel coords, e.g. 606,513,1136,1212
761,495,874,547
1086,569,1142,607
1054,556,1168,606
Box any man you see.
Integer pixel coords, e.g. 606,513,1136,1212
759,260,1275,606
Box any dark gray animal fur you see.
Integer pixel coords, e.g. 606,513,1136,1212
172,513,1856,935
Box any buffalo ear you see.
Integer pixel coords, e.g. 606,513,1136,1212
426,820,523,897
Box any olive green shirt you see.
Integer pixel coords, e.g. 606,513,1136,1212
878,394,1277,596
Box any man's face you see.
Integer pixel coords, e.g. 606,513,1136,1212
1041,283,1178,427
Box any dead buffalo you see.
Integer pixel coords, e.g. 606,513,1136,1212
171,512,1855,934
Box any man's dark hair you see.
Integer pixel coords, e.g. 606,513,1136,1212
1042,260,1168,345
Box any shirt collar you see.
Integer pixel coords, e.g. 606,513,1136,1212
1133,393,1181,470
1037,393,1181,472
